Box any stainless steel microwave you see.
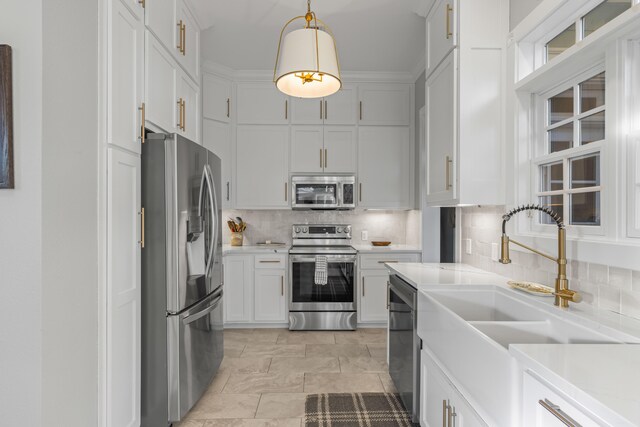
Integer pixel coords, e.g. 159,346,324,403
291,176,356,210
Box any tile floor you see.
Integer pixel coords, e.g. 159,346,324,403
176,328,396,427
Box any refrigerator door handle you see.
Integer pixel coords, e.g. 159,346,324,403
204,164,218,275
182,291,223,325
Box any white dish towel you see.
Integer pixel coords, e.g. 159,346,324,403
314,256,328,286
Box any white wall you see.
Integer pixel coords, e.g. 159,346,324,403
41,0,100,426
0,1,43,426
509,0,543,29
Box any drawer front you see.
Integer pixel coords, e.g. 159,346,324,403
359,253,420,270
254,254,287,269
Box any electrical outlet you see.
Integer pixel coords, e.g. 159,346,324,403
464,239,472,255
491,243,499,262
361,230,368,241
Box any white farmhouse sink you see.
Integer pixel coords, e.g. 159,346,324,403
417,286,622,427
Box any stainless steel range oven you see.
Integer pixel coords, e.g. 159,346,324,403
289,224,357,330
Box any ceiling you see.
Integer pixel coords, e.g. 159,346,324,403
192,0,426,74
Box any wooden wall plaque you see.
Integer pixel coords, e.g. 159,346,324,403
0,45,14,189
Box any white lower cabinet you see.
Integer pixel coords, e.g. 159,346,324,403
358,253,421,324
421,349,487,427
223,253,288,324
522,371,604,427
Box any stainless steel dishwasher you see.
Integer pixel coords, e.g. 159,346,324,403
388,274,420,423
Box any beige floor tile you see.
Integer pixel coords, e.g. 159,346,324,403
276,331,335,344
225,330,280,344
303,373,384,393
305,344,370,357
205,371,231,394
224,343,246,358
379,373,398,393
185,393,260,420
203,419,301,427
339,356,388,373
173,420,205,427
220,357,272,374
241,344,306,358
268,357,340,374
367,343,387,360
255,393,307,419
358,328,386,335
334,331,386,344
223,373,305,394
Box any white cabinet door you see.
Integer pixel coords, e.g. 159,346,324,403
177,70,199,143
254,269,287,322
203,73,231,123
291,97,324,125
426,0,457,76
291,126,324,173
324,85,357,125
426,51,456,205
323,126,356,174
235,126,290,209
145,31,177,133
203,119,232,208
358,271,389,323
358,127,412,208
107,148,141,427
120,0,144,20
144,0,176,54
358,84,411,126
176,0,199,82
236,83,289,125
223,255,253,323
109,0,144,154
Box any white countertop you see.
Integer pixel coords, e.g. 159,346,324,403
223,244,289,255
511,344,640,426
387,262,507,291
352,244,422,253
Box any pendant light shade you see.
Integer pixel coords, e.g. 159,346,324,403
273,1,342,98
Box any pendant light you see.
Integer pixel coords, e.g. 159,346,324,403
273,0,342,98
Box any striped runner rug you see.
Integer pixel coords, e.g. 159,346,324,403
304,393,416,426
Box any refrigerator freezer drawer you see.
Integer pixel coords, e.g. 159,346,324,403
167,288,224,422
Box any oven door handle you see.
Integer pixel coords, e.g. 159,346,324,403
290,255,357,263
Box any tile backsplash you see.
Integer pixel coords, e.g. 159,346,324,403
222,209,422,247
461,206,640,319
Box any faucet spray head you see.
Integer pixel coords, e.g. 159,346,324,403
499,234,511,264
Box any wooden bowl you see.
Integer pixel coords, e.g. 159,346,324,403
371,241,391,247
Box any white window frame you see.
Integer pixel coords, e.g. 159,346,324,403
531,64,609,237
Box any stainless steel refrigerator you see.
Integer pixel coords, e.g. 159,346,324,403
141,133,224,427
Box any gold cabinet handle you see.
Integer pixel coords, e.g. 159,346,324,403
538,399,581,427
285,182,288,201
324,100,328,120
182,99,186,131
181,22,186,55
139,207,145,248
177,20,184,53
226,98,230,118
226,182,230,201
445,156,452,190
281,275,284,296
259,260,281,263
377,260,399,264
285,100,288,120
359,101,363,120
362,276,365,297
359,183,362,202
386,281,390,309
177,98,182,130
446,4,453,39
442,400,448,427
324,149,328,169
138,102,145,144
320,148,323,168
448,403,453,427
320,100,323,119
138,0,145,8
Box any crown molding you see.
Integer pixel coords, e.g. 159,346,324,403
201,60,236,80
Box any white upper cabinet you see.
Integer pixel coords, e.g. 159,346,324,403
358,126,412,209
290,85,357,125
203,73,232,123
236,83,289,125
177,68,199,143
145,0,176,55
426,0,457,76
145,31,177,133
203,119,232,208
291,126,324,173
108,0,144,154
235,126,290,209
358,84,411,126
176,0,199,82
323,127,356,174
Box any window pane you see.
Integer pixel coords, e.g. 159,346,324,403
549,88,574,125
580,72,605,112
548,122,573,153
580,111,605,144
540,162,563,192
571,154,600,189
570,192,601,225
546,24,576,62
539,195,564,225
583,0,632,38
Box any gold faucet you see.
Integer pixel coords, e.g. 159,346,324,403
499,204,581,308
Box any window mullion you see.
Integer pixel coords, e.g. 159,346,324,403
564,156,570,224
573,84,580,149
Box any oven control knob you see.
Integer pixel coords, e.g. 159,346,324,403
344,227,351,234
337,227,343,233
295,227,301,233
302,227,308,233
